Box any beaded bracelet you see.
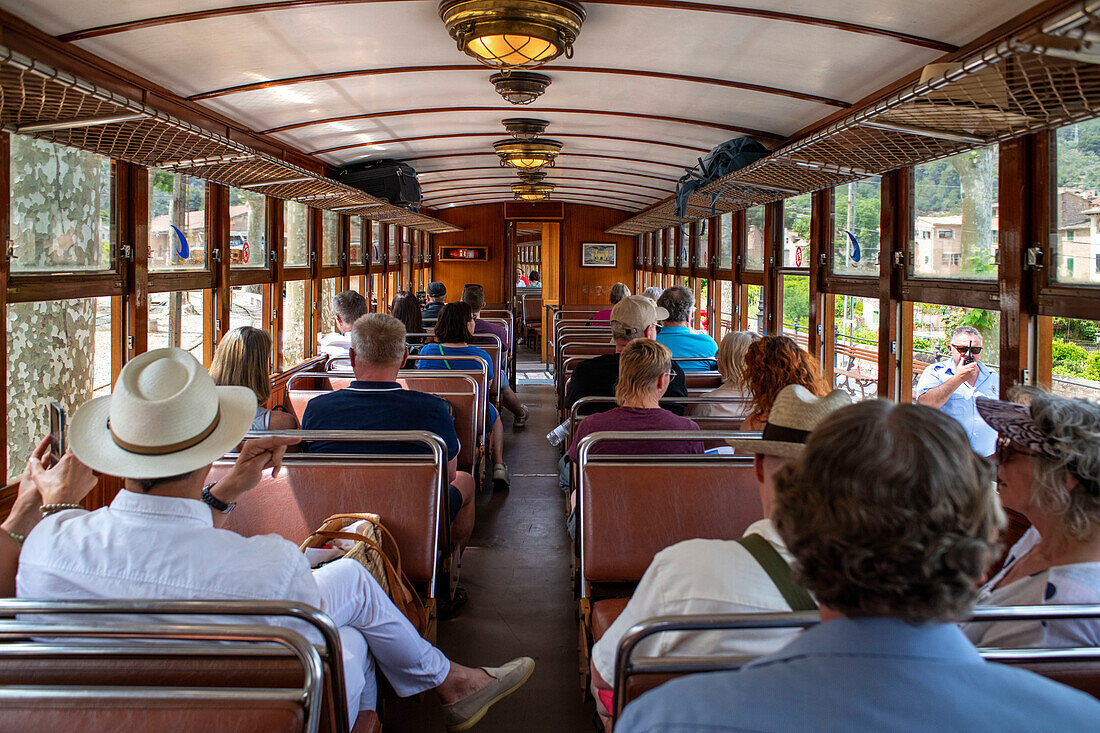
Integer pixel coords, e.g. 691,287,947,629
2,528,24,545
39,503,82,517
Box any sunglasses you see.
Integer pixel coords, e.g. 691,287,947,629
952,344,982,355
995,435,1038,465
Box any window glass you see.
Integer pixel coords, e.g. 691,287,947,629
717,280,735,338
655,229,663,267
371,273,384,311
911,147,998,280
745,206,765,271
230,285,265,330
388,225,399,264
349,216,364,264
718,212,733,270
320,277,338,337
1054,119,1100,286
833,295,880,400
679,227,690,268
697,277,709,332
781,274,809,339
10,136,114,274
321,210,340,266
371,221,383,265
782,194,811,268
349,275,364,294
910,304,999,391
148,290,206,355
1043,318,1100,399
7,296,113,474
745,284,763,334
229,187,266,268
282,280,309,366
667,227,676,267
695,220,709,269
149,169,206,271
636,235,643,266
832,178,881,276
283,201,309,267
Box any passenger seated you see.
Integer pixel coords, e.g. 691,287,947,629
527,270,541,286
317,289,368,361
301,313,477,550
739,335,829,431
422,281,447,321
210,326,298,431
617,400,1100,732
690,330,759,418
641,286,664,303
418,302,510,490
655,286,717,371
564,295,688,417
589,282,630,325
590,385,851,727
17,347,534,730
390,290,427,354
1,436,96,596
462,284,529,429
964,390,1100,648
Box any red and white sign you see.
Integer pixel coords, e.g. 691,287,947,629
795,246,803,267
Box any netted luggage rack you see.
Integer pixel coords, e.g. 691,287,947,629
0,45,460,234
608,1,1100,236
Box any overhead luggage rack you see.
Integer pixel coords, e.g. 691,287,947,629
608,1,1100,235
0,46,460,234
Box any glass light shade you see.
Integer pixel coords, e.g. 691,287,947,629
512,181,554,200
493,138,562,171
466,34,556,66
439,1,585,71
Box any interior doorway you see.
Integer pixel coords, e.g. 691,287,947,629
508,220,560,362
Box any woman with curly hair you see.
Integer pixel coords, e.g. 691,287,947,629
966,388,1100,648
740,335,829,431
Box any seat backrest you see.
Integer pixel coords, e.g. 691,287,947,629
522,295,542,323
400,370,480,472
211,440,446,587
684,371,722,392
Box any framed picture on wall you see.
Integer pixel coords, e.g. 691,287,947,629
581,242,616,267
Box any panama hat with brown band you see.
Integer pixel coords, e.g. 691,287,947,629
68,347,257,479
726,385,853,458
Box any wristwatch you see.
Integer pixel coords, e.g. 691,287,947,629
201,484,236,515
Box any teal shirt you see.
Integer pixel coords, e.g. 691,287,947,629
655,326,718,371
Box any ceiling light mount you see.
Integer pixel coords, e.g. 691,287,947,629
512,180,555,201
493,137,563,171
502,118,550,140
516,170,548,184
439,0,585,71
490,71,552,105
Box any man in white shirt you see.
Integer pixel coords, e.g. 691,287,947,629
317,289,369,362
17,347,533,731
588,385,851,724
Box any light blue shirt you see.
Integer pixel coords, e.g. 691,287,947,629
655,326,717,372
617,617,1100,732
915,358,999,456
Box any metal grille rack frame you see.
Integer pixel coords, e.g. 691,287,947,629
608,1,1100,235
0,46,460,234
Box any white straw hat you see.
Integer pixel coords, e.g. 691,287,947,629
727,385,852,458
69,348,257,479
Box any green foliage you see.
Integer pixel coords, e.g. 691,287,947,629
914,158,962,215
913,336,934,352
782,277,809,326
1087,352,1100,381
1056,118,1100,188
1053,317,1099,342
1052,338,1090,378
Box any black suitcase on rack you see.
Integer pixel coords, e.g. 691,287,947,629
336,159,421,207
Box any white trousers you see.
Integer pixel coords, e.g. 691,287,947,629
313,558,450,723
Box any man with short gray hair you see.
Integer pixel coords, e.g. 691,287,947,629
318,290,369,360
656,286,717,371
916,324,999,456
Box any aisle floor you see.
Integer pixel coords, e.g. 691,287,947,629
384,348,596,731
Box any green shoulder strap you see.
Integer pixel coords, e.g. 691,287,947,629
736,533,818,612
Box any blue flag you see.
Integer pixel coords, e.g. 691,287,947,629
845,230,861,264
171,225,189,260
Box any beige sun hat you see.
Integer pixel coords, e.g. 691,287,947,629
726,384,852,458
610,295,670,337
68,347,257,479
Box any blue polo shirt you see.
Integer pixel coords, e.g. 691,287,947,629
416,344,498,427
655,326,718,371
915,358,999,456
301,381,459,460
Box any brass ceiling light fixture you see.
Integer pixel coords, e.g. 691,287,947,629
439,0,585,71
501,118,549,140
493,137,563,171
512,180,555,201
490,71,551,105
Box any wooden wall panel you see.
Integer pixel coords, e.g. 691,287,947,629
433,203,507,303
560,204,635,305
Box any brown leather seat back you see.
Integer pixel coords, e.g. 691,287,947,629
1009,660,1100,700
406,357,488,438
582,459,762,584
288,389,329,422
401,371,480,471
214,460,442,584
684,371,722,392
0,701,303,732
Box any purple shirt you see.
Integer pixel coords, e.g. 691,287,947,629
568,407,703,463
474,318,509,352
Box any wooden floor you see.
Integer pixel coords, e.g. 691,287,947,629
384,346,596,731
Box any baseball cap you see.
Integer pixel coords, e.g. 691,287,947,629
427,282,447,297
610,295,669,337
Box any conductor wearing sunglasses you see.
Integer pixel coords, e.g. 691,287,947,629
916,325,999,456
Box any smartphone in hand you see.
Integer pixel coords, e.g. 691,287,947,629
47,402,66,467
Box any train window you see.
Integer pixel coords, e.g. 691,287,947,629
228,187,266,268
388,225,399,264
230,285,265,330
148,169,206,272
716,281,735,337
1041,317,1100,399
718,212,733,270
679,227,690,268
666,227,676,267
911,146,998,281
283,201,309,268
782,195,811,268
745,206,765,271
910,303,999,395
371,220,383,265
654,229,663,267
832,178,881,277
148,290,206,356
281,280,309,366
6,296,113,474
1053,119,1100,287
780,274,809,337
745,284,763,334
320,277,338,335
321,210,340,266
9,136,115,274
833,295,880,401
350,216,364,265
349,275,363,294
695,219,709,269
